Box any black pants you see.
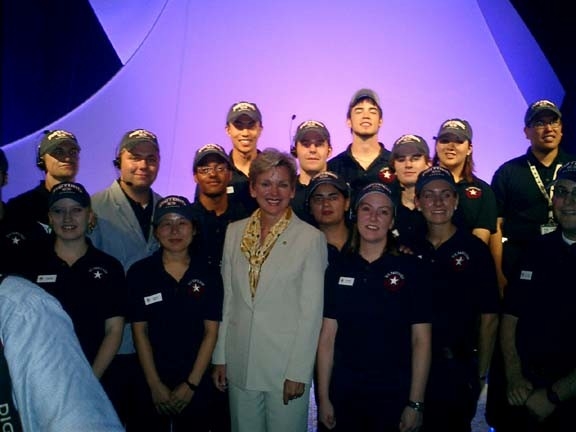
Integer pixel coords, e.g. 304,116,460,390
101,353,142,430
421,357,481,432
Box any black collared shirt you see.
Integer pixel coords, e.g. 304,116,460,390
22,240,126,364
291,179,316,226
127,249,223,384
503,230,576,386
453,175,498,234
4,181,51,227
117,180,153,241
491,148,576,242
411,229,500,354
324,250,432,392
190,199,251,269
328,143,392,194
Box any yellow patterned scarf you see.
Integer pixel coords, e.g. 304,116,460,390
240,208,292,299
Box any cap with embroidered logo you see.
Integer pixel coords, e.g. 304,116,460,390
118,129,159,153
294,120,331,144
391,134,430,159
415,166,457,195
354,182,394,209
553,161,576,184
226,101,262,124
153,195,195,225
524,100,562,127
39,130,80,157
193,143,231,171
434,119,473,142
48,182,91,208
348,88,381,112
307,171,349,200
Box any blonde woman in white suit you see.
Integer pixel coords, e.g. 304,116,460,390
212,148,328,432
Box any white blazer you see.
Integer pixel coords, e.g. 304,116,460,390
213,213,327,392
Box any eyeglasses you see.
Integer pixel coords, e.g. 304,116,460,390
530,119,561,129
196,165,228,175
554,186,576,200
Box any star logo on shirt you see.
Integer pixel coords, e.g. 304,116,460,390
378,167,396,184
187,279,206,297
6,232,26,246
383,271,405,292
450,251,471,271
89,267,108,279
464,186,482,199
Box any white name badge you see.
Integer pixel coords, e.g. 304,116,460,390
37,274,57,283
338,277,355,286
520,270,533,281
226,186,235,194
540,222,557,235
144,293,163,305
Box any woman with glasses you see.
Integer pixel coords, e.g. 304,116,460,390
127,195,223,431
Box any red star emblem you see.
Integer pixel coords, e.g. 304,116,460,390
465,186,482,199
378,167,396,184
383,271,405,292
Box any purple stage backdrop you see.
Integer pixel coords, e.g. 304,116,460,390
2,0,563,200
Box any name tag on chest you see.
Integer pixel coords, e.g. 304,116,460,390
338,277,355,286
144,293,163,305
37,274,57,283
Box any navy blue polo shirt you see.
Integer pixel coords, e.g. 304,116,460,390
503,230,576,385
393,203,427,247
491,148,576,242
2,182,53,275
127,249,223,383
291,179,317,226
453,175,498,234
328,143,392,193
24,241,126,363
190,200,251,269
412,229,500,353
324,251,432,394
4,181,51,227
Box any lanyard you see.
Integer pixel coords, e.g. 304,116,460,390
527,161,562,222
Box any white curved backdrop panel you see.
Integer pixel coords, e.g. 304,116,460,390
3,0,563,200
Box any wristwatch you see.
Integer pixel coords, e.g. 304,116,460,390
407,400,425,412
